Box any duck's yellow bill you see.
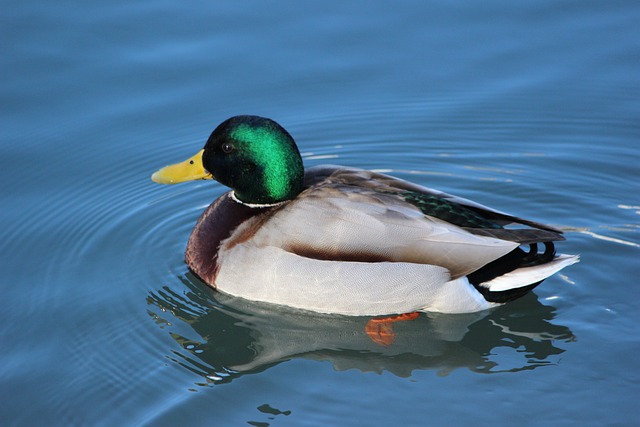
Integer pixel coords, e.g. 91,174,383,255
151,149,213,184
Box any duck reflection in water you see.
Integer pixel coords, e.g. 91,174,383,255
147,274,574,385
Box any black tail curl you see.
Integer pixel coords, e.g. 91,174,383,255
521,242,556,266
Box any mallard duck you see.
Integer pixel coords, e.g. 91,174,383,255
152,115,578,316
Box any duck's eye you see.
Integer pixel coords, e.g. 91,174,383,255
221,143,234,154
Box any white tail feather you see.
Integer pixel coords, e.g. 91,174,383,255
481,254,580,292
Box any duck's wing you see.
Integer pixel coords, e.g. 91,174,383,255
305,165,565,244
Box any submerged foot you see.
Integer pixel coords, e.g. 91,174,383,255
365,312,420,346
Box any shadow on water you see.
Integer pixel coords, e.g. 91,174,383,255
147,273,574,385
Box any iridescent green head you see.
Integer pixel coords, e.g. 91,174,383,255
151,115,305,205
201,115,304,205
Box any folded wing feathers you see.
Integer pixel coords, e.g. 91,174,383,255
462,227,565,244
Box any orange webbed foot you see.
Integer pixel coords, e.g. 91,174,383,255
365,312,420,346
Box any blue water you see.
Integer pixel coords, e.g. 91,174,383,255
2,1,639,425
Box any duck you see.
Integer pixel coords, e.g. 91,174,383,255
151,115,578,316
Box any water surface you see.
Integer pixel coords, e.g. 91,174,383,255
2,1,639,426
